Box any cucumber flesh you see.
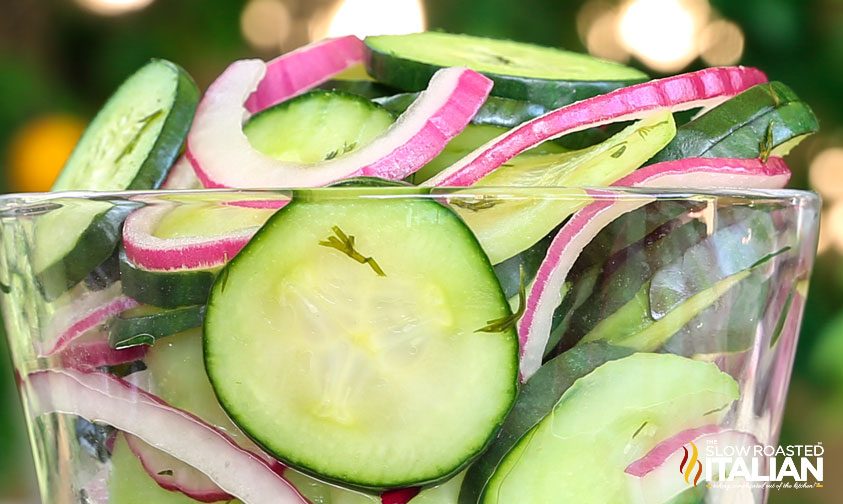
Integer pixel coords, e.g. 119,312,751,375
244,90,394,164
451,112,675,264
34,199,129,300
205,195,519,489
151,201,278,240
365,33,647,109
110,434,235,504
459,343,633,504
317,79,397,100
408,124,567,184
408,472,465,504
651,82,818,163
480,353,739,504
53,59,199,191
284,469,379,504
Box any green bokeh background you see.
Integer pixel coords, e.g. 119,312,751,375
0,0,841,502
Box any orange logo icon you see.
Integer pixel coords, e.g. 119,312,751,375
679,441,703,486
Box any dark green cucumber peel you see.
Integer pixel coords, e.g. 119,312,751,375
365,33,647,110
328,177,412,188
108,304,205,349
651,82,818,163
583,247,789,354
543,201,706,357
53,59,199,191
37,205,130,301
458,343,634,504
83,250,121,292
553,205,785,356
118,250,216,309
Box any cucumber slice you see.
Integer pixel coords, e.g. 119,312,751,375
375,94,619,152
108,304,204,349
478,353,739,504
651,82,818,163
110,434,234,504
34,199,129,300
244,90,394,164
408,472,465,504
205,195,519,489
284,469,380,504
459,343,633,504
450,112,675,264
408,124,567,184
365,33,647,109
119,250,217,308
53,60,199,191
317,79,397,99
148,328,384,504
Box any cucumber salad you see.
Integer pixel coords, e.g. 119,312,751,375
20,32,819,504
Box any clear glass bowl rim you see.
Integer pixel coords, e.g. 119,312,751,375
0,186,821,217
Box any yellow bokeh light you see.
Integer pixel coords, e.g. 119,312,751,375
809,147,843,201
699,19,745,66
241,0,292,51
586,9,630,63
7,115,86,192
313,0,426,40
827,201,843,255
75,0,155,16
618,0,710,72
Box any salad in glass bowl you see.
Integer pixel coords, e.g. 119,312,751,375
0,32,821,504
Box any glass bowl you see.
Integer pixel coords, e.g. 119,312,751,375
0,187,820,504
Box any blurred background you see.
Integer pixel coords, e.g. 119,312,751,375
0,0,841,502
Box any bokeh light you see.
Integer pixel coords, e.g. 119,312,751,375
617,0,710,72
240,0,292,51
312,0,426,40
827,200,843,254
75,0,155,16
809,147,843,201
7,115,86,192
699,19,745,66
585,8,630,62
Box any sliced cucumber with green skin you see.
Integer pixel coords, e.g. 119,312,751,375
408,123,567,184
408,472,465,504
108,304,204,349
317,79,398,100
284,469,380,504
459,343,633,504
145,329,271,450
651,82,818,163
476,353,739,504
34,200,130,300
376,94,619,153
205,195,519,489
376,93,549,130
244,90,394,164
578,210,787,353
53,59,199,191
110,434,235,504
119,250,217,308
451,112,675,264
329,176,412,188
365,33,647,110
